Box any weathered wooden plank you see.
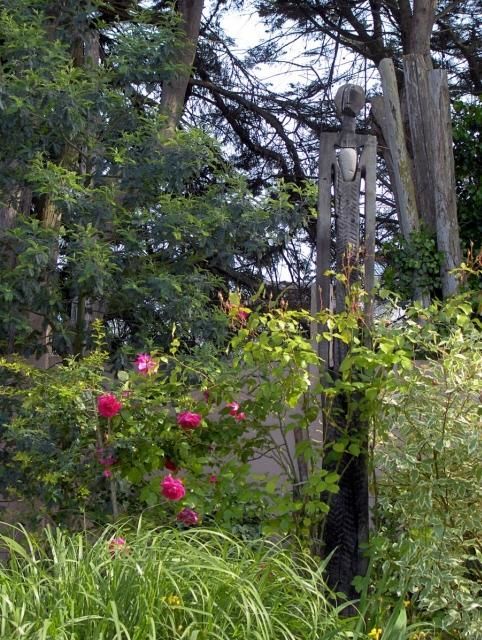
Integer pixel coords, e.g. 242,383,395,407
403,53,437,232
317,134,336,368
370,95,401,212
363,136,377,321
376,58,420,238
427,69,462,296
317,134,337,313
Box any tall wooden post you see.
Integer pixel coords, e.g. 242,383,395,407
316,84,376,600
373,56,461,300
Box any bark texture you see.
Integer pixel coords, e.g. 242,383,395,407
373,50,461,298
404,54,461,296
409,0,438,56
160,0,204,134
372,60,419,239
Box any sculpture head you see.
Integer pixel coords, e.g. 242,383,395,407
335,84,365,120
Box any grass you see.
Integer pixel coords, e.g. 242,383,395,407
0,521,353,639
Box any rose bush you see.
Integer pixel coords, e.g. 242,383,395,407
3,286,477,559
0,308,325,533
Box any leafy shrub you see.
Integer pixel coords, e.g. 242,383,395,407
381,230,443,302
0,307,325,536
366,295,482,639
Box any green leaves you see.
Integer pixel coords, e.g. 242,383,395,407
381,229,443,302
0,525,348,639
367,291,482,638
453,100,482,251
1,0,304,360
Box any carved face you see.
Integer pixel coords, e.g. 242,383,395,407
335,84,365,119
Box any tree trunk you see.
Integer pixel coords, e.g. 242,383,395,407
160,0,204,135
408,0,438,60
372,49,461,300
0,188,33,354
31,25,100,363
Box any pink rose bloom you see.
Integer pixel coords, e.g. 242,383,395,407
234,412,246,422
164,458,179,473
237,310,249,323
97,394,122,418
108,537,127,556
134,353,158,375
177,507,199,526
227,402,240,416
209,474,218,484
161,475,186,501
176,411,202,430
103,468,113,478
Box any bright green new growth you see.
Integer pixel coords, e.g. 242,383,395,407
0,523,348,640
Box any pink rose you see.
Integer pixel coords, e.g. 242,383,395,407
97,394,122,418
108,537,127,556
209,474,218,484
226,402,246,421
99,454,116,467
237,310,249,323
161,475,186,501
103,468,113,478
134,353,158,376
227,402,240,416
176,507,199,526
176,411,202,430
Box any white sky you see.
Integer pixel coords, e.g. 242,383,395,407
220,6,329,93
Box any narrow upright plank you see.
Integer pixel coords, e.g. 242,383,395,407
427,70,461,296
403,54,436,232
377,59,419,238
363,136,377,322
317,134,336,312
317,133,336,369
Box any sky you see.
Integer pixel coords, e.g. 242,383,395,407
219,2,379,98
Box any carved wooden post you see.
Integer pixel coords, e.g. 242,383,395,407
316,84,376,600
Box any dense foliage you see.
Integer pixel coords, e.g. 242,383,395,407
381,230,443,301
453,100,482,252
0,2,481,639
1,280,481,637
0,0,309,361
365,294,482,639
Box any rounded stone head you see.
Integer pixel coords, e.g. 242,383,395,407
335,84,365,119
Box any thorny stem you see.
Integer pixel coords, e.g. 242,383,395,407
106,417,119,519
96,418,119,519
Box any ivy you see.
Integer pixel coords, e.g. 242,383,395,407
382,229,443,301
